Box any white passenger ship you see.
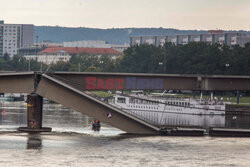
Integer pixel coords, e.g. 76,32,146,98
110,94,226,115
109,93,226,127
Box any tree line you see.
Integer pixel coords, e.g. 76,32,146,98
119,42,250,75
1,42,250,75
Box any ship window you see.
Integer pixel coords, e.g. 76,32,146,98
117,97,126,103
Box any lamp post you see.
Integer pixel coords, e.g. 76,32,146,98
163,53,166,73
35,35,39,71
159,62,163,73
40,63,43,72
28,59,30,71
36,35,39,56
78,63,80,72
225,63,230,75
100,60,104,71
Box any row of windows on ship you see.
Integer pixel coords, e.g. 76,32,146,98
126,105,183,111
129,99,191,107
117,97,190,107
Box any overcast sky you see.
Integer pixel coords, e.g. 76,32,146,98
0,0,249,30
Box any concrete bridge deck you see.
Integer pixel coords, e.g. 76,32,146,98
51,72,250,91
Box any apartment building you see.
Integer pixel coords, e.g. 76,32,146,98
130,31,250,47
0,20,34,57
63,40,129,52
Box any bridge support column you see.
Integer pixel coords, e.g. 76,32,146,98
18,93,51,132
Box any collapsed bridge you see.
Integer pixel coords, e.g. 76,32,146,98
1,72,250,134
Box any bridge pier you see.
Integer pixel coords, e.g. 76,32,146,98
18,93,51,132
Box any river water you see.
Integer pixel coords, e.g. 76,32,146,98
1,101,250,167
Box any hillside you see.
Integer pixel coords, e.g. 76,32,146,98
34,26,250,45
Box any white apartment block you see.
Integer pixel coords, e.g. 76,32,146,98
63,40,109,48
0,20,34,57
130,31,250,47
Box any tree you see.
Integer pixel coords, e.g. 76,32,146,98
51,61,71,71
86,66,101,72
118,44,164,73
116,42,250,75
3,53,10,61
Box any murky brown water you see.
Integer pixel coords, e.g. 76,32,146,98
0,101,250,166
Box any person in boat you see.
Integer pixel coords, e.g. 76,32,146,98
91,120,101,131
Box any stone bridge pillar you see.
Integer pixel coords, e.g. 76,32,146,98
18,93,51,132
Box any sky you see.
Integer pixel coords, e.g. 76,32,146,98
0,0,249,30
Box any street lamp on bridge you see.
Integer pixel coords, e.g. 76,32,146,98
225,63,230,75
159,62,164,73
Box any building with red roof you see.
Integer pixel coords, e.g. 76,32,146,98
39,47,121,55
25,46,122,65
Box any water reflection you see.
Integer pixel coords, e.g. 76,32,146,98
226,114,250,129
26,133,42,149
160,113,225,131
43,103,93,131
0,101,27,129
